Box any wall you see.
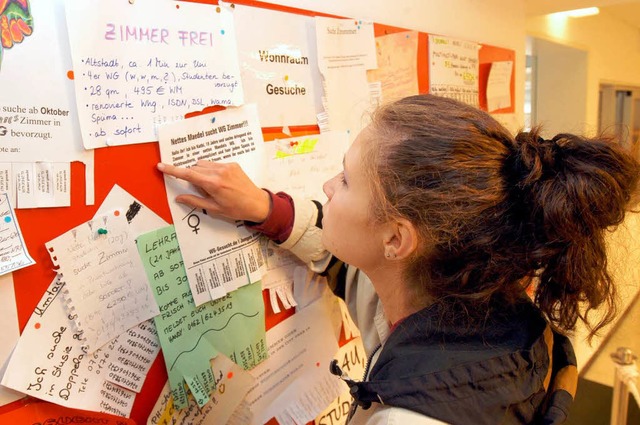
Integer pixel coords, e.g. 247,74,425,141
527,11,640,135
267,0,527,126
532,38,588,136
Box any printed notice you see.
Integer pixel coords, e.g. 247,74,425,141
0,0,95,207
314,17,377,72
45,213,160,352
314,18,376,141
12,162,71,208
137,225,267,409
65,0,244,148
158,104,266,306
242,299,343,425
1,275,160,417
228,2,323,127
0,192,35,275
428,35,479,107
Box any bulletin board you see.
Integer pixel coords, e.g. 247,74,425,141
1,0,516,424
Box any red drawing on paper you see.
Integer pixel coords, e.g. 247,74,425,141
0,0,33,70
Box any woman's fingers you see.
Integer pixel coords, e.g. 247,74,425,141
157,161,270,222
175,194,220,213
158,162,221,191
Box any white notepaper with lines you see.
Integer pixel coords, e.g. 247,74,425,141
45,212,159,352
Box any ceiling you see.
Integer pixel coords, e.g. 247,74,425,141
525,0,640,30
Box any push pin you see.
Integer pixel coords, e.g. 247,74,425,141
97,228,108,235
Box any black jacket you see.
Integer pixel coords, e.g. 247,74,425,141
342,299,577,424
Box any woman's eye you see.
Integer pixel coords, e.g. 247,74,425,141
339,172,347,185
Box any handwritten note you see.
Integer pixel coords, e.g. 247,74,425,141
266,132,349,201
65,0,244,148
486,60,513,112
367,30,419,103
137,225,268,409
158,104,266,306
428,35,479,107
1,275,159,417
0,192,35,275
45,213,159,352
261,132,349,312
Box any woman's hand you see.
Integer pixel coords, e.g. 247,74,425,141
157,160,271,223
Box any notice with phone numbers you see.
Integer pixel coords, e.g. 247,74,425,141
137,225,267,410
158,104,266,307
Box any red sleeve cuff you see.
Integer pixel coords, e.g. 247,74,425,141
244,190,294,243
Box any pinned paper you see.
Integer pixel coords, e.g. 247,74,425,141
228,2,323,127
428,35,479,107
314,337,367,425
2,185,163,415
314,17,377,72
158,104,266,306
1,275,156,417
45,213,160,352
137,225,268,410
265,132,348,203
0,399,136,425
0,0,95,207
0,192,35,275
486,61,513,112
65,0,244,148
274,137,318,158
245,298,344,425
262,131,348,312
261,242,303,313
314,17,377,141
0,274,23,407
366,30,419,103
0,165,13,205
147,354,255,425
12,162,71,209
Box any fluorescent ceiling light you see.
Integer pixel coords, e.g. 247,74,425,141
553,7,600,18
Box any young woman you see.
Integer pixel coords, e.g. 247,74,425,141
157,95,640,424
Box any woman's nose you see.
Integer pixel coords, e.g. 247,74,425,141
323,175,337,199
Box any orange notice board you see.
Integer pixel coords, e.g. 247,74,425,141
2,1,516,424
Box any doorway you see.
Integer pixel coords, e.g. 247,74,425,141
599,84,640,159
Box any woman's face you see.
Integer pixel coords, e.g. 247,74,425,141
321,128,384,271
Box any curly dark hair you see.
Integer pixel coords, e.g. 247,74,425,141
365,94,640,338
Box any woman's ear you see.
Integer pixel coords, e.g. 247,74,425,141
382,218,419,260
